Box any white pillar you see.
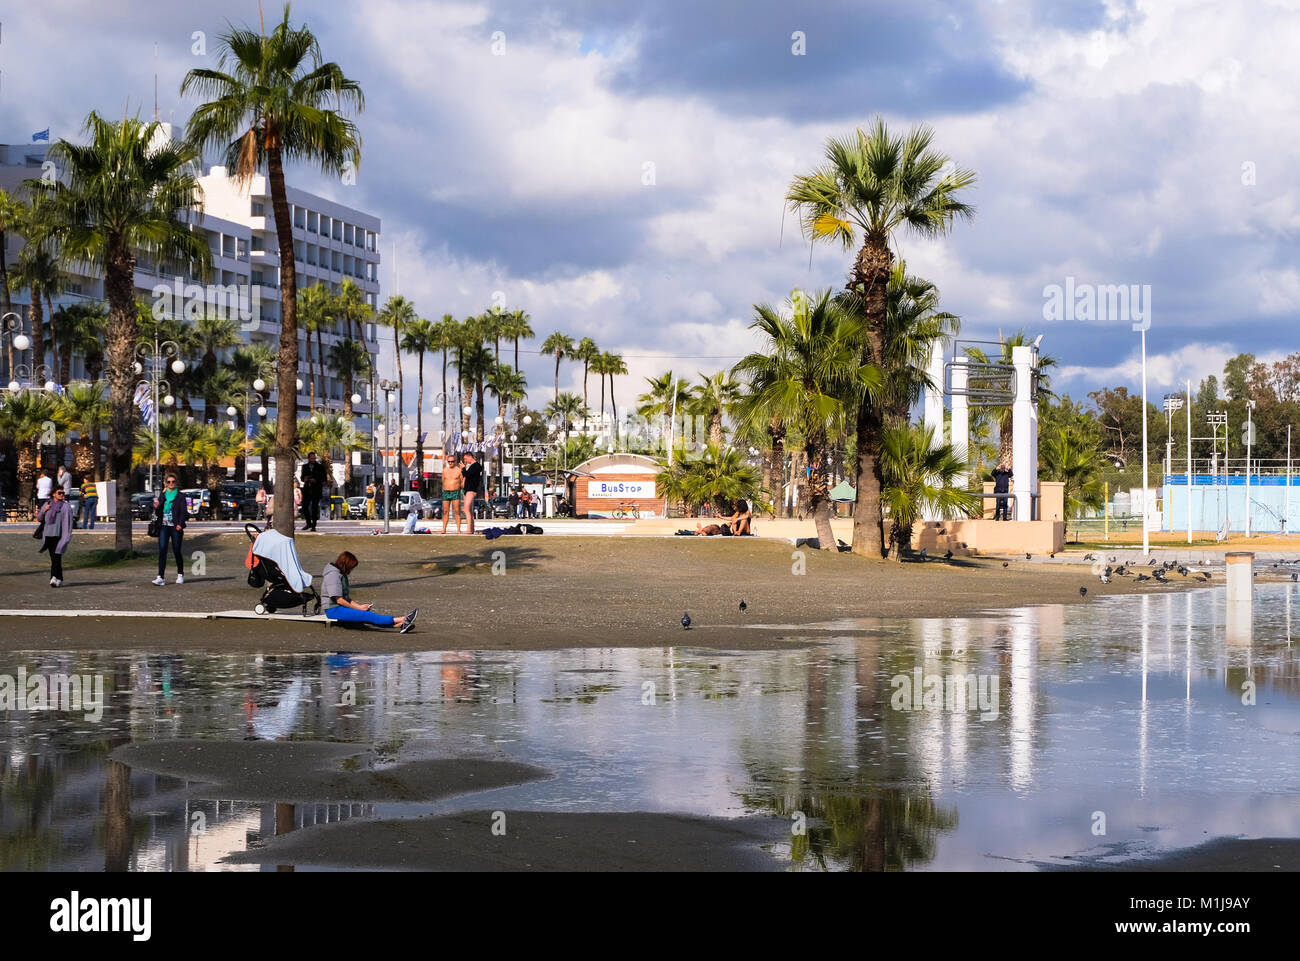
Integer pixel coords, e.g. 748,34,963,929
1011,345,1038,521
1225,551,1254,604
923,346,945,444
951,358,969,490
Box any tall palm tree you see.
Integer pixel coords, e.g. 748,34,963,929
734,290,872,550
690,370,741,446
432,313,457,440
487,363,528,424
194,314,241,423
398,316,435,493
0,390,66,503
502,308,534,374
49,302,107,387
196,422,245,496
1039,426,1105,518
573,337,600,414
787,117,975,558
58,381,109,480
326,337,372,491
637,371,692,455
182,3,363,537
376,293,415,442
601,351,628,448
8,219,60,381
335,277,371,344
545,392,590,435
297,283,333,410
589,352,610,435
34,113,209,552
0,190,23,379
540,332,574,404
879,423,980,560
656,442,764,517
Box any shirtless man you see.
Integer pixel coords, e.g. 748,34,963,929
440,454,465,534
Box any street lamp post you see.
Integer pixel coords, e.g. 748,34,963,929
1245,399,1255,538
2,311,31,382
378,378,399,533
1207,411,1228,536
135,337,185,495
226,378,268,483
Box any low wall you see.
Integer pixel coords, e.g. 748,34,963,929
913,519,1066,555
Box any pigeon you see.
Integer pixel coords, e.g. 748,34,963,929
1148,558,1158,566
1108,555,1117,563
1100,574,1111,584
1079,587,1088,598
1104,565,1114,577
1083,553,1096,561
1002,561,1010,568
1025,552,1032,560
681,612,692,630
1136,573,1151,583
920,548,929,561
1050,552,1056,559
1153,571,1168,583
1177,566,1190,576
739,599,748,613
1292,573,1298,582
944,549,954,561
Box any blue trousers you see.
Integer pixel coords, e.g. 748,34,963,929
158,525,184,576
325,606,396,627
80,497,97,529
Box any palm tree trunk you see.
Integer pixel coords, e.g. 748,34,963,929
768,416,785,518
475,379,485,443
29,283,45,385
0,232,11,380
808,439,835,550
553,356,561,404
47,294,59,383
440,347,448,440
342,371,354,491
610,375,618,448
415,353,425,493
513,337,520,374
394,320,405,483
104,237,137,553
308,328,316,410
267,145,300,538
582,361,589,411
848,235,892,559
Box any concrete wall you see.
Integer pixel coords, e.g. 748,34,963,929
1163,476,1299,533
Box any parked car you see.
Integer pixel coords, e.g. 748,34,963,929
392,491,428,518
181,488,208,519
218,481,262,520
488,495,511,517
132,492,155,519
344,495,367,518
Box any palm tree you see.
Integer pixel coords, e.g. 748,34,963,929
335,278,371,344
540,332,574,404
432,314,458,440
656,442,764,517
376,294,416,440
544,392,589,431
502,309,534,374
194,314,242,423
49,302,108,387
196,422,245,496
251,420,277,486
297,283,333,410
1039,426,1105,519
573,337,600,414
58,381,109,480
0,390,66,504
690,370,741,446
35,113,209,552
8,215,60,381
182,3,364,537
637,371,692,456
454,321,494,441
734,290,871,550
229,343,275,397
326,337,372,491
879,424,980,560
787,118,975,558
0,190,23,379
299,411,364,480
601,351,628,448
398,316,435,493
488,363,528,427
589,352,611,435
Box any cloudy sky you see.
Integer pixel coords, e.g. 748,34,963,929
3,0,1296,412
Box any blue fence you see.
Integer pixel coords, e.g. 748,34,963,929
1162,475,1299,533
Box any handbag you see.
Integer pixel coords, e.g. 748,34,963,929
147,517,161,538
32,519,45,540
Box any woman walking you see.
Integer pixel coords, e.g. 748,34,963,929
152,471,187,586
37,486,74,587
321,551,417,632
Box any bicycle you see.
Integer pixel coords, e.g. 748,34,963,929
612,501,641,519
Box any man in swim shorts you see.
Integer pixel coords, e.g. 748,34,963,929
441,454,465,534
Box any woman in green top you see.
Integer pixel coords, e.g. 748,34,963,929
152,472,188,586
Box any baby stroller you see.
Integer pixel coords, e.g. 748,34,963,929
244,523,322,616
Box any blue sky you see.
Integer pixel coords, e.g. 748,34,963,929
2,0,1297,411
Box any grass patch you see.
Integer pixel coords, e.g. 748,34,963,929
73,549,152,568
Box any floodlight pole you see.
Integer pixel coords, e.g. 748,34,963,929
1140,326,1149,556
1288,425,1293,535
1245,401,1254,538
1186,380,1192,545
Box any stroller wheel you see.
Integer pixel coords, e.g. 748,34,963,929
254,603,267,615
265,604,277,614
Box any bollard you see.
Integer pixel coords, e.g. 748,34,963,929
1225,551,1253,645
1225,552,1254,603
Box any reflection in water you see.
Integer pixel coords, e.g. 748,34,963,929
5,586,1300,870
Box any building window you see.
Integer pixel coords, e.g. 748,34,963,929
307,211,318,233
251,236,264,251
294,207,306,229
252,201,266,217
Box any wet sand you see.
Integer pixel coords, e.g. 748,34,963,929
110,740,550,803
0,532,1217,653
1064,838,1300,871
222,810,788,871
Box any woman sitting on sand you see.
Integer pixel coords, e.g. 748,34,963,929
723,498,752,535
322,551,418,633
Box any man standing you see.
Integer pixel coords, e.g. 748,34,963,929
300,452,327,532
35,468,54,516
57,465,74,499
992,463,1013,521
462,452,484,533
440,454,464,534
78,476,98,530
365,480,376,520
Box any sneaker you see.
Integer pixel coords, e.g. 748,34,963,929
152,576,165,586
175,574,184,584
50,576,57,587
54,579,62,588
399,608,419,634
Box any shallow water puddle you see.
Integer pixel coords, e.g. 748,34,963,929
3,585,1300,871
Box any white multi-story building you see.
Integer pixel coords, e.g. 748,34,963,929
1,132,384,486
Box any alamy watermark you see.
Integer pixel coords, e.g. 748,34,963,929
152,277,262,329
890,669,999,720
0,666,105,721
1042,277,1151,331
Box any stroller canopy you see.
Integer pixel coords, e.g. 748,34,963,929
252,529,313,593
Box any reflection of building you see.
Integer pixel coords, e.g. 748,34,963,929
570,452,661,518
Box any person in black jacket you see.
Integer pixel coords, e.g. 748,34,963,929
300,453,327,531
152,471,188,586
462,452,484,533
992,465,1013,521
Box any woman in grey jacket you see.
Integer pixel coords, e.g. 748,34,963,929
37,487,74,587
